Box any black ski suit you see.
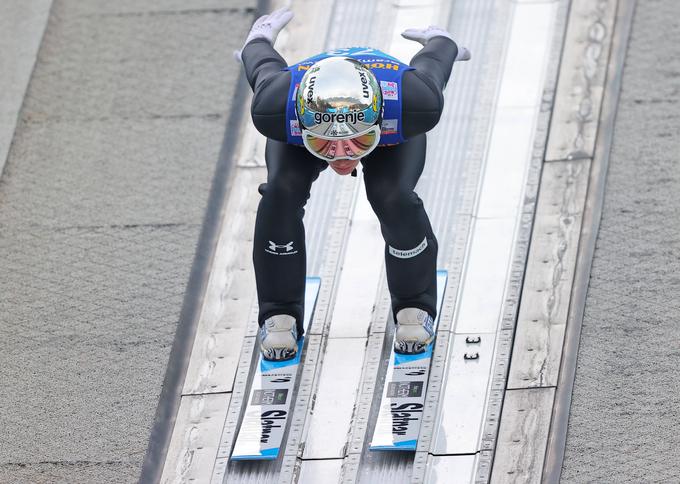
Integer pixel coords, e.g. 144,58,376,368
241,37,459,334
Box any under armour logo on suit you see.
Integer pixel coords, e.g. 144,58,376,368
266,240,299,255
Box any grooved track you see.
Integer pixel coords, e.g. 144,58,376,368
358,0,512,481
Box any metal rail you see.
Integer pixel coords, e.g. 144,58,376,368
158,0,573,481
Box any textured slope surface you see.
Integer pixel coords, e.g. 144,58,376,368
561,1,680,481
0,1,254,482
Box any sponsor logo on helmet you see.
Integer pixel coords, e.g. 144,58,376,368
313,110,366,124
298,92,305,115
305,75,316,105
358,71,370,99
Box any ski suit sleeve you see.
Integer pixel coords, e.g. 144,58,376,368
402,36,459,139
241,38,291,142
240,37,458,142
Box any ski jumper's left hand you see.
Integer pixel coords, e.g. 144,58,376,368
234,7,294,63
401,25,471,61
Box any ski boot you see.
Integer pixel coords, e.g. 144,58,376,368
394,307,435,354
259,314,299,361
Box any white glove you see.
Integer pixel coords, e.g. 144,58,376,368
455,46,471,62
401,25,471,61
234,7,294,63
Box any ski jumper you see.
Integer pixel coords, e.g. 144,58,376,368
241,37,459,334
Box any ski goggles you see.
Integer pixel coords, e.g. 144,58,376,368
301,125,381,162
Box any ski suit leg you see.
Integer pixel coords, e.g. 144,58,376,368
361,134,438,321
253,139,327,334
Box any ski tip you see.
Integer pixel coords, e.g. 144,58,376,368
230,454,278,461
369,442,417,452
231,449,280,461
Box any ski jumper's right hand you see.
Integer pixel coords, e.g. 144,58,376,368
401,25,471,61
234,7,294,63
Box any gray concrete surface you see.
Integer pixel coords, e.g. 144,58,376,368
561,0,680,481
0,0,52,176
0,1,255,483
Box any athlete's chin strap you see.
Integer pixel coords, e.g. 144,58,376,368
351,168,358,177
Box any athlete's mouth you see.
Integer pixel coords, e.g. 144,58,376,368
329,158,360,175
